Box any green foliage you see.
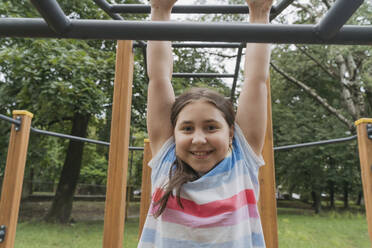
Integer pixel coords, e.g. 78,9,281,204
270,2,371,209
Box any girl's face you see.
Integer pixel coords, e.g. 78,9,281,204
174,100,234,174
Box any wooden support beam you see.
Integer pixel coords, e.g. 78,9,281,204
0,110,33,248
138,139,152,239
258,77,279,248
102,40,134,248
355,118,372,244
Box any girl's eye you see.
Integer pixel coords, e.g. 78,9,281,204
182,126,193,132
207,125,217,131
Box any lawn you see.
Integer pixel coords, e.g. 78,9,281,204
13,201,370,248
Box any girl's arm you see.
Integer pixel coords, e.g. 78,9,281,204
235,0,273,156
147,0,177,155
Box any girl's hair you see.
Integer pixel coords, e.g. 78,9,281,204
153,88,235,218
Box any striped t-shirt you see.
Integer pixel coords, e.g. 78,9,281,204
138,124,266,248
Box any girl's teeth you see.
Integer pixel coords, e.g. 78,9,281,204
193,152,208,155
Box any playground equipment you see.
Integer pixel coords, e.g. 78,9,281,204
0,0,371,247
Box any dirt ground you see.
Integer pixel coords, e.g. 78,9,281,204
18,200,140,222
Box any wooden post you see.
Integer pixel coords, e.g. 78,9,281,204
0,110,33,248
102,40,134,248
355,118,372,244
138,139,152,239
258,77,278,248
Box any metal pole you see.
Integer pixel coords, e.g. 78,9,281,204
93,0,124,21
315,0,364,40
270,0,295,20
29,0,71,34
173,73,235,78
230,45,244,101
274,135,357,151
0,114,21,126
1,18,371,44
172,42,242,48
111,4,255,14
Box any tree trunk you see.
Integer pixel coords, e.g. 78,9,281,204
356,191,363,206
328,180,335,209
45,113,90,223
311,191,322,214
343,182,349,209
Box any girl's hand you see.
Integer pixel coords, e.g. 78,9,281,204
246,0,273,22
150,0,177,12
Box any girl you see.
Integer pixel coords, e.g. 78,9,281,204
139,0,272,247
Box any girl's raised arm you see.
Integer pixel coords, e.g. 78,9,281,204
235,0,273,156
147,0,177,155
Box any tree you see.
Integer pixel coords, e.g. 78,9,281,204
0,0,231,222
270,0,371,211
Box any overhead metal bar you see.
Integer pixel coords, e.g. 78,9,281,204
315,0,364,40
273,0,295,15
269,0,295,21
1,18,371,44
172,42,242,48
230,45,244,101
274,135,357,151
133,42,242,48
29,0,71,34
173,73,235,78
93,0,124,20
111,4,253,14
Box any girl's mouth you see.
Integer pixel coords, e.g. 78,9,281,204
190,150,213,158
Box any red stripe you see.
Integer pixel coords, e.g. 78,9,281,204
152,188,256,218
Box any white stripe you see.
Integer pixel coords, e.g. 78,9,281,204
143,215,263,244
180,173,256,204
137,242,154,248
152,169,257,204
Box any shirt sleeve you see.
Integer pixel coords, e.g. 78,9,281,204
148,136,176,189
233,123,265,168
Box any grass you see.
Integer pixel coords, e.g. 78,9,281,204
13,200,370,248
15,218,139,248
277,209,369,248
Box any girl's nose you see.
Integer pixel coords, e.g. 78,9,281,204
192,131,207,144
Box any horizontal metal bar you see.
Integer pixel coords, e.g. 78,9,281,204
30,127,143,150
172,42,242,48
133,42,242,48
30,0,71,34
0,114,21,126
0,18,371,44
173,73,235,78
315,0,364,40
274,135,357,151
111,4,257,14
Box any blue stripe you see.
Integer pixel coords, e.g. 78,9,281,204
139,228,265,248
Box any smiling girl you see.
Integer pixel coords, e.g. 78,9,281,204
138,0,272,247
